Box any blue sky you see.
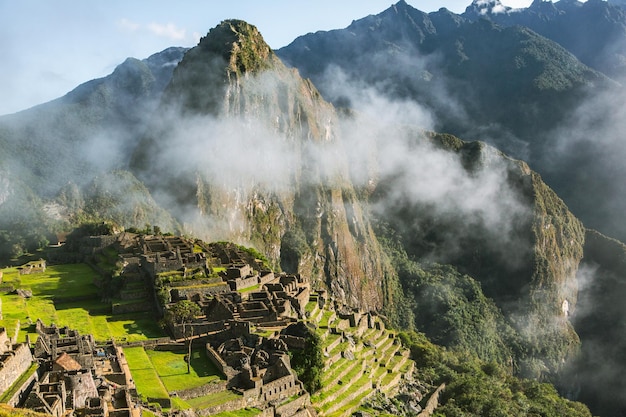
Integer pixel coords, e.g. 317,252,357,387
0,0,538,115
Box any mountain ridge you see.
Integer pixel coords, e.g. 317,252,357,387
0,8,625,416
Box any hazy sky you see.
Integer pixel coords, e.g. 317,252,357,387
0,0,544,115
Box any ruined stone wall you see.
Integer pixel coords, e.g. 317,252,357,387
226,264,252,279
196,396,245,416
205,301,234,322
229,275,259,291
292,288,310,315
5,368,38,407
172,379,228,400
0,343,33,396
111,300,153,315
260,374,300,403
0,329,10,354
259,271,274,285
205,344,236,380
171,284,230,300
256,319,296,328
279,335,306,350
119,287,148,301
169,321,226,340
146,396,171,409
78,236,117,256
274,392,310,417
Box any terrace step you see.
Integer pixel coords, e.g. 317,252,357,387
391,350,410,374
380,371,403,395
321,354,362,391
321,357,355,387
323,375,374,417
323,334,343,353
317,361,366,408
374,333,393,350
323,375,372,417
377,339,399,367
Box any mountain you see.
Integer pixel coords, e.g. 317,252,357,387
277,0,609,153
560,229,626,416
0,47,186,255
130,20,393,311
276,0,626,250
0,13,624,416
0,46,186,195
463,0,626,79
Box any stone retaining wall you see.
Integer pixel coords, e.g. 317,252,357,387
172,379,228,400
274,392,310,417
196,396,244,416
5,366,38,407
417,383,446,417
0,344,33,397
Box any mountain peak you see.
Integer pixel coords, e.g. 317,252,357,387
464,0,513,16
197,19,274,74
161,20,281,114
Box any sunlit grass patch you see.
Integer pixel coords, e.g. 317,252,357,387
146,348,223,392
123,347,169,401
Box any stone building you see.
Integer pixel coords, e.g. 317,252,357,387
205,327,314,415
24,321,140,417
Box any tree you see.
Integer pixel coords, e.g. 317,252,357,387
170,300,201,373
289,327,324,393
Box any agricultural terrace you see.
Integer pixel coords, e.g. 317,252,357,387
0,263,164,342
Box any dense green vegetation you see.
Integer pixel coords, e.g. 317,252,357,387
558,229,626,417
399,331,591,417
0,404,47,417
376,227,518,367
288,325,324,393
0,184,53,260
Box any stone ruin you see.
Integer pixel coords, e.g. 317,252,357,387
166,271,311,340
22,320,140,417
17,259,46,275
0,327,33,406
203,322,316,416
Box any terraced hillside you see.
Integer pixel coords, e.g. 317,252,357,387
305,294,415,417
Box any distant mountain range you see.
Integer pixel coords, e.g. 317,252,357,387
1,2,626,416
277,0,626,245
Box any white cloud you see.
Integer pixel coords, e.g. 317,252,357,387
118,18,140,32
147,22,187,41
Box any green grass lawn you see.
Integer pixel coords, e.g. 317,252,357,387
124,346,227,407
123,347,170,401
185,390,242,409
0,264,165,343
146,348,224,392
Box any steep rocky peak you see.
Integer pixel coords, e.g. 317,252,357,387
554,0,585,11
464,0,513,17
197,19,274,74
528,0,560,16
162,19,283,114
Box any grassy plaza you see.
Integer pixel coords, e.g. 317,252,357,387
0,263,164,342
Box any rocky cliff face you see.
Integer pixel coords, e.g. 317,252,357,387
132,20,390,310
